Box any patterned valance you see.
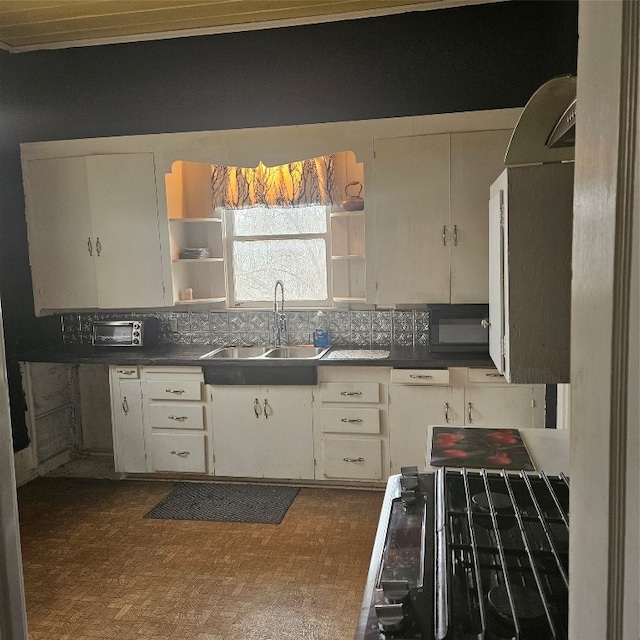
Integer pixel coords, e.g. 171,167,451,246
210,155,340,209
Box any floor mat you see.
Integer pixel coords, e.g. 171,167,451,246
144,482,300,523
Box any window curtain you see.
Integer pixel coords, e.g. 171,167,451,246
210,155,340,209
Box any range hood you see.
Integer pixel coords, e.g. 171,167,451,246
505,75,576,166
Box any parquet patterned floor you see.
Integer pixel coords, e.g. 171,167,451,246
17,477,384,640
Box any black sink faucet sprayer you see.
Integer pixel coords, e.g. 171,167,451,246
273,280,286,346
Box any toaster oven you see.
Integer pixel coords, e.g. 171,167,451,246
92,320,144,347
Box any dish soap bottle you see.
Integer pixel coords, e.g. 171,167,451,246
313,311,331,348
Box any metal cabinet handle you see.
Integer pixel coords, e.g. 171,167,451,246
122,397,129,415
481,319,491,329
168,415,187,421
87,237,93,256
453,224,458,246
340,391,362,396
116,368,136,375
468,402,473,424
165,388,185,394
254,398,261,419
442,225,447,246
341,418,363,423
170,450,190,457
444,402,450,423
263,398,270,419
485,373,503,378
95,237,102,256
343,457,365,463
409,374,432,380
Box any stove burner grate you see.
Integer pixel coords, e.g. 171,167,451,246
435,468,570,640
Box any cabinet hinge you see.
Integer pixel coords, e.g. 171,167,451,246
532,399,536,408
313,458,317,467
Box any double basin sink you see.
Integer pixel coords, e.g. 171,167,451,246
199,345,330,360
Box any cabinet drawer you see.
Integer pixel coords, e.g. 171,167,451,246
322,438,382,480
466,368,508,384
149,402,204,430
320,382,379,403
321,407,380,434
146,380,202,401
391,369,450,385
111,366,140,379
150,433,207,473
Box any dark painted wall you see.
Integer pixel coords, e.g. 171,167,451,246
0,1,578,449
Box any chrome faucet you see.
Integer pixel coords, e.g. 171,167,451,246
273,280,286,346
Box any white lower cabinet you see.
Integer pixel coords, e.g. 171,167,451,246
142,366,210,474
314,367,390,482
389,367,546,473
209,385,314,480
110,365,211,475
109,366,148,473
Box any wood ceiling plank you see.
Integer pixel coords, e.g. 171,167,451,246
0,0,439,49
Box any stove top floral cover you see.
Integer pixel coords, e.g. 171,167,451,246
430,426,535,471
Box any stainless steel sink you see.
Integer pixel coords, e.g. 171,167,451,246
262,346,330,359
199,346,273,359
200,345,330,360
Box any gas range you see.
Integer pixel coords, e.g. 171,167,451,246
355,466,570,640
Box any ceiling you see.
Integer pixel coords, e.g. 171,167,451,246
0,0,496,53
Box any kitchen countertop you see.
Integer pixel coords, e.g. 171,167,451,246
425,425,570,475
14,343,496,369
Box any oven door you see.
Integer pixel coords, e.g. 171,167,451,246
354,473,435,640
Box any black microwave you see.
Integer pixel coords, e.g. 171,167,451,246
428,304,490,353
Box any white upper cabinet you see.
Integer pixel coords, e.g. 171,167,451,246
449,130,513,303
25,156,98,311
372,129,511,305
373,133,451,305
21,112,521,313
23,153,167,315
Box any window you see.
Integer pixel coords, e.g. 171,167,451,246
225,204,331,307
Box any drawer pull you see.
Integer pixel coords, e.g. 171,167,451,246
122,397,129,415
116,368,136,375
468,402,473,424
343,457,365,463
409,374,433,379
165,388,185,394
170,450,190,457
485,373,503,378
340,391,362,396
444,402,450,423
341,418,363,423
254,398,262,419
168,415,188,421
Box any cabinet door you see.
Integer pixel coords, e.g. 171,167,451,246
463,385,544,430
24,157,98,312
373,134,450,304
112,379,147,473
389,384,463,473
488,179,506,374
450,130,512,303
261,386,314,480
86,154,165,309
211,386,314,480
210,386,263,478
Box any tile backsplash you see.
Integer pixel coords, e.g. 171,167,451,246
61,309,430,348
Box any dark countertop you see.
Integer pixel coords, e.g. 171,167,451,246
14,343,495,370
